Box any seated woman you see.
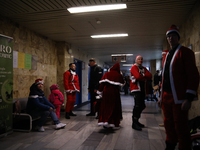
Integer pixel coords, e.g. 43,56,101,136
26,79,66,132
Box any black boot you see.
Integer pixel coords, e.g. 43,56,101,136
65,112,70,119
137,121,145,128
69,111,77,116
86,112,95,116
165,141,176,150
132,118,142,131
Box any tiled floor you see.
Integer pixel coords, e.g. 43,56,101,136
0,94,170,150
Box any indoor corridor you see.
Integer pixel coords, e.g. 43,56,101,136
1,94,168,150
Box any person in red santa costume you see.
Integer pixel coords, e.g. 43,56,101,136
158,25,199,150
96,63,124,129
63,63,80,119
130,55,152,131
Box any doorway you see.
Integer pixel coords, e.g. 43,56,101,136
74,59,82,105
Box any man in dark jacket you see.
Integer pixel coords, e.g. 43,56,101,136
153,70,160,86
86,58,102,118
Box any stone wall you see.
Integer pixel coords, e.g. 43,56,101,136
0,17,58,98
180,1,200,119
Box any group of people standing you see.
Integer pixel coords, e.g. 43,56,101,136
26,24,199,150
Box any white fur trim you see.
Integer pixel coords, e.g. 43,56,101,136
166,29,180,37
131,76,136,83
131,89,140,92
170,44,184,104
98,122,115,127
96,95,102,99
99,79,124,86
135,55,142,62
70,75,79,92
131,81,141,93
35,80,43,85
97,90,103,95
70,70,76,75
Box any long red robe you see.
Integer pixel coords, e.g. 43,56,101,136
97,63,124,127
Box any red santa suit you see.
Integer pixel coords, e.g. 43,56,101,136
48,84,64,119
97,63,124,128
63,69,80,113
161,44,199,149
130,64,152,93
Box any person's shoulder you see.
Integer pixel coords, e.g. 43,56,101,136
179,46,194,56
64,70,70,74
96,65,102,69
131,64,137,68
95,65,102,71
143,66,149,70
180,45,193,52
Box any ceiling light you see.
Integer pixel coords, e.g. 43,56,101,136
67,4,127,13
111,54,133,56
123,64,133,66
91,34,128,38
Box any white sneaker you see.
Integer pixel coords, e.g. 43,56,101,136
55,123,66,129
36,126,45,132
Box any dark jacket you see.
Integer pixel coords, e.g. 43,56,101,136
26,83,55,114
154,73,160,86
89,64,102,90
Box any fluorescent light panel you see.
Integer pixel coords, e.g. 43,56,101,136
123,64,133,66
67,4,127,13
111,54,133,56
91,33,128,38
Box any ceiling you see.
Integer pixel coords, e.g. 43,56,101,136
0,0,198,70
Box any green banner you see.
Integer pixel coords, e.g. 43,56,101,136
0,34,13,135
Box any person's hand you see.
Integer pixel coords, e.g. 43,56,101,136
53,109,56,112
49,107,54,112
157,100,162,108
62,103,64,106
181,100,191,110
94,89,97,93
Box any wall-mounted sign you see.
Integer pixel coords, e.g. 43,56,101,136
112,55,126,62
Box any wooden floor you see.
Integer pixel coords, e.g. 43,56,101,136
0,94,172,150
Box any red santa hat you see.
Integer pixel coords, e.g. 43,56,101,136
50,84,59,91
166,24,180,39
135,55,142,62
35,79,43,85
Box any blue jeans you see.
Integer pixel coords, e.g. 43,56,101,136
29,109,60,127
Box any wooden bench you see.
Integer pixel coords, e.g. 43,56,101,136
13,98,40,132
